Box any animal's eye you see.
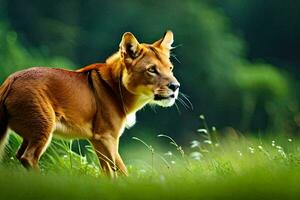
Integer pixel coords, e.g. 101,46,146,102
147,65,158,74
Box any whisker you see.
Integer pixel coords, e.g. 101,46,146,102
171,54,181,64
177,97,190,110
179,92,194,110
176,98,186,109
179,92,190,98
149,104,157,113
171,44,183,50
174,102,181,115
181,98,191,110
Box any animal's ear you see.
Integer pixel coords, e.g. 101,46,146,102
153,30,174,50
119,32,141,59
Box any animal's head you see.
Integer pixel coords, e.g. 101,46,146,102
119,31,180,107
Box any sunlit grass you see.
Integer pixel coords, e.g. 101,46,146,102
1,116,300,199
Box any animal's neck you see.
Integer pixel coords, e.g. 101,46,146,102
99,53,150,115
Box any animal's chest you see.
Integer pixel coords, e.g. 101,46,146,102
53,113,136,139
125,113,136,129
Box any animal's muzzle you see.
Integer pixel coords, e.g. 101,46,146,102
167,82,180,92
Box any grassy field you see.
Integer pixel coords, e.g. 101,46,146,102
1,118,300,200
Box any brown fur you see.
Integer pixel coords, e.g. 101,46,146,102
0,31,179,177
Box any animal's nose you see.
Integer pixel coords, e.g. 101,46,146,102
168,82,180,91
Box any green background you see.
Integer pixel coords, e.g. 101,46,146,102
1,0,300,141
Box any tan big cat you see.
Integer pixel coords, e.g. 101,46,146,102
0,31,180,177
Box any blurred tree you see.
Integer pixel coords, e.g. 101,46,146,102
0,0,298,138
211,0,300,78
0,23,74,82
233,62,295,132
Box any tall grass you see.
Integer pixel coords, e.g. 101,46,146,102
1,116,300,199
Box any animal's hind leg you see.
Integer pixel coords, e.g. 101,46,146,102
16,139,28,160
20,132,53,170
15,117,54,170
7,98,56,170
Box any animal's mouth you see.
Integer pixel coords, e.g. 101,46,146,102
151,89,179,107
154,94,175,101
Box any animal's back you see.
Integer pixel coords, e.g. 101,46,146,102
3,67,97,139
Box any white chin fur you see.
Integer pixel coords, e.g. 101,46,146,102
154,98,176,107
152,89,178,107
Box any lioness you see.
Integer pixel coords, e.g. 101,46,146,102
0,31,179,177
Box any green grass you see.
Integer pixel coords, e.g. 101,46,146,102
1,117,300,200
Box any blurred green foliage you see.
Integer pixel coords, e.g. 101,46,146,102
211,0,300,78
0,0,299,138
0,23,74,81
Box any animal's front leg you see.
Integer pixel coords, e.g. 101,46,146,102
90,134,118,178
116,153,128,176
